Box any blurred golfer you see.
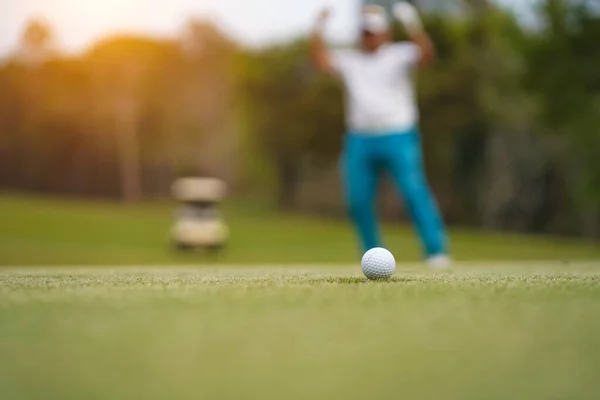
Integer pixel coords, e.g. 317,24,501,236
311,2,450,267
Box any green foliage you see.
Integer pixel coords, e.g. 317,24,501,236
2,1,600,237
0,21,239,199
238,40,344,207
523,0,600,234
236,1,600,237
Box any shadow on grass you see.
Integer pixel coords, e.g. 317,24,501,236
305,276,413,285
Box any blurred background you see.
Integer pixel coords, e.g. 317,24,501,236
0,0,599,265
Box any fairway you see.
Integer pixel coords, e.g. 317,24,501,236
2,263,600,400
1,194,600,266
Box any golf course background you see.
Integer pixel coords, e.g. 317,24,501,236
1,193,598,266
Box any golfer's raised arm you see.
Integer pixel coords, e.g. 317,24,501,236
393,2,435,67
310,9,336,74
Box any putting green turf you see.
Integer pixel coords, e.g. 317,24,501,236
1,264,600,400
1,194,599,265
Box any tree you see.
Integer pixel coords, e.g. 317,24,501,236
177,19,240,184
18,18,56,68
524,0,600,236
239,40,344,209
86,36,165,202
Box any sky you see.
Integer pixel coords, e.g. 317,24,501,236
0,0,530,56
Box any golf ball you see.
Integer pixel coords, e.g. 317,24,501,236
361,247,396,280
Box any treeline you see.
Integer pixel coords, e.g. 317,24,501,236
0,19,239,201
1,0,599,238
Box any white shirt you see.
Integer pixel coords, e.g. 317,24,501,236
331,42,421,134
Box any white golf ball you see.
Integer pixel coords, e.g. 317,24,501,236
361,247,396,280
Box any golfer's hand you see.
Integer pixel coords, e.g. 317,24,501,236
315,7,332,31
311,7,336,74
393,1,434,66
392,1,423,36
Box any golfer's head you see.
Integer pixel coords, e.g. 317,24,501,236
360,5,391,52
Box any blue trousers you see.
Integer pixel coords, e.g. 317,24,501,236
341,127,448,257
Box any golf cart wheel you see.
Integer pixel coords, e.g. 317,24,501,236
174,241,195,252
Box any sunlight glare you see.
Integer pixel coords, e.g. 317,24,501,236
55,0,144,24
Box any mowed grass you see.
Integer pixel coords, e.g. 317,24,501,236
2,194,600,398
1,264,600,400
1,193,599,265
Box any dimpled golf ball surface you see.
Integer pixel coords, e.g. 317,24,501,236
361,247,396,280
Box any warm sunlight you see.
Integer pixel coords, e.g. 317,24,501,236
34,0,180,51
55,0,144,21
2,0,358,54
